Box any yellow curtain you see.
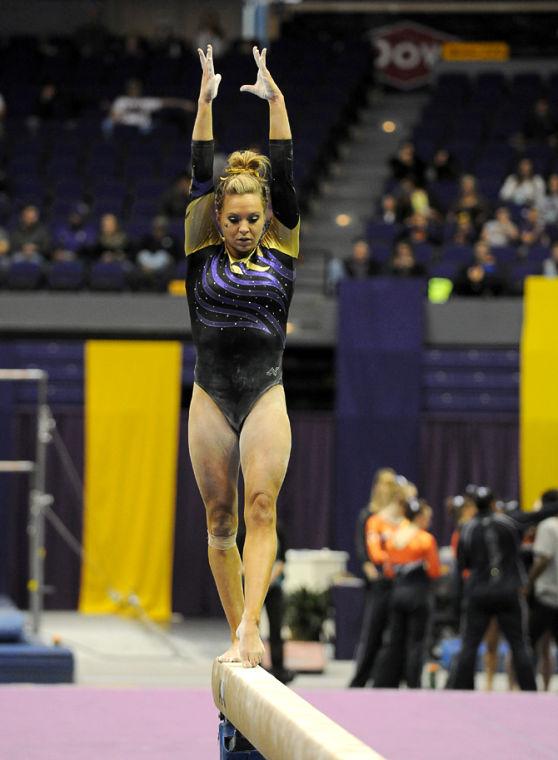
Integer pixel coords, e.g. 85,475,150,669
520,278,558,510
79,341,182,622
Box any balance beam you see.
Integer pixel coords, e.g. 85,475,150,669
212,660,385,760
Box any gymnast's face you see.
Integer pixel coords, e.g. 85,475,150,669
220,193,266,258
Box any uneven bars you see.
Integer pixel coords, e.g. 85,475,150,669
0,461,35,472
212,661,385,760
0,369,47,381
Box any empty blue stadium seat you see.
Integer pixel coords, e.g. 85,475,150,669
89,261,128,291
47,261,86,291
423,348,519,368
6,261,43,290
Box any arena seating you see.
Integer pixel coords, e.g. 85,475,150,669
363,70,558,290
3,340,196,405
422,348,519,413
0,32,370,294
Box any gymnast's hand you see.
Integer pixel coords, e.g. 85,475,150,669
197,44,222,103
240,46,281,101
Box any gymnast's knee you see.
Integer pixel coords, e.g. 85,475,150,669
245,491,276,531
206,504,237,549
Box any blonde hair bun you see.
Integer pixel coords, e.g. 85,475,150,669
215,150,271,212
223,150,270,180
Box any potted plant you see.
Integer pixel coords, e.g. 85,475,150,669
283,587,329,673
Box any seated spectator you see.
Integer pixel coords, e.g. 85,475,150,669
73,1,110,58
10,205,51,257
11,242,45,265
120,34,148,78
27,82,77,132
426,148,459,183
499,158,545,207
383,241,427,278
0,165,10,220
543,241,558,278
52,204,96,259
0,226,9,284
452,241,506,297
92,213,130,262
0,90,5,140
450,174,490,232
389,141,425,187
135,216,178,290
103,78,194,136
481,206,520,248
379,193,399,224
195,10,228,58
403,212,441,246
537,174,558,225
397,178,433,220
344,237,381,279
445,211,477,246
521,97,558,146
159,172,192,219
518,206,549,252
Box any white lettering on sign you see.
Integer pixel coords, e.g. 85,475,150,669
375,39,442,70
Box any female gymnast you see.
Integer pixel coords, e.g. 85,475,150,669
185,45,299,667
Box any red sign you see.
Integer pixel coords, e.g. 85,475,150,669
372,21,455,90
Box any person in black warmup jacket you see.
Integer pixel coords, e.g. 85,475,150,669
448,486,558,690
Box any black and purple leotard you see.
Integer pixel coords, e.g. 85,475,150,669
184,139,300,433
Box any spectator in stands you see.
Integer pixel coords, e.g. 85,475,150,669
450,174,490,233
92,213,130,262
452,241,506,297
151,19,186,59
426,148,459,183
10,205,51,258
373,499,441,688
159,172,192,218
11,242,45,266
344,237,381,279
0,90,5,140
403,212,441,246
0,226,9,285
52,204,96,259
0,164,11,219
543,241,558,278
446,211,477,247
379,193,399,224
389,141,425,187
481,206,519,248
499,158,545,207
396,178,433,221
518,206,549,253
383,241,427,278
120,34,148,79
521,97,558,146
73,1,110,59
135,216,177,290
103,78,194,136
27,82,77,132
537,173,558,225
195,10,228,58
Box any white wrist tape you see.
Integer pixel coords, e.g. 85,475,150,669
208,531,237,550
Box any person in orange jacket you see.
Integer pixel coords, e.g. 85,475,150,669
373,499,441,688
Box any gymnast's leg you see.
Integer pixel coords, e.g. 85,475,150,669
188,383,244,661
238,385,291,667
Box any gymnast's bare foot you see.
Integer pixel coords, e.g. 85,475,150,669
236,618,265,668
217,639,241,663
